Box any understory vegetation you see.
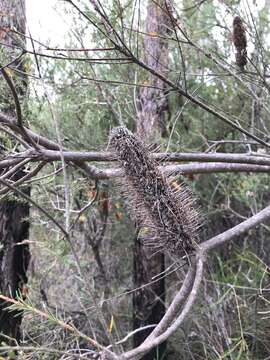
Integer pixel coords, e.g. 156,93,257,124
1,0,270,359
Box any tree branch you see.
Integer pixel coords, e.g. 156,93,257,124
102,201,270,360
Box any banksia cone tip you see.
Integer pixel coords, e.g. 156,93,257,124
232,16,247,71
109,127,200,259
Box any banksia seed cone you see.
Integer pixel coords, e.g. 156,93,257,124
109,127,200,259
232,16,247,70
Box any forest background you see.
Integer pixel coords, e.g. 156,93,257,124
1,0,270,359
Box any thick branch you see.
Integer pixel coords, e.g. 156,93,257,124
104,202,270,360
74,163,270,179
17,148,270,166
201,204,270,252
2,157,270,181
147,264,196,339
120,256,204,360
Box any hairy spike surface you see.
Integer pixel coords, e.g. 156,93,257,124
109,127,200,259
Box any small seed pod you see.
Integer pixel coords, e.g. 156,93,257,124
109,126,200,259
232,16,247,70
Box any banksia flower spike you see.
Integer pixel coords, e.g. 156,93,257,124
109,127,200,259
232,16,247,71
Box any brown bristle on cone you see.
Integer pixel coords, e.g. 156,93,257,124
232,16,247,70
109,126,200,259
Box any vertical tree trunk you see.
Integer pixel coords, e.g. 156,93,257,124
136,0,172,140
0,0,30,344
133,1,172,359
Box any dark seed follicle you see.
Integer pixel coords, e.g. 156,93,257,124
110,126,200,259
232,16,247,70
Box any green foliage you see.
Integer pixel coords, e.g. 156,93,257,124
1,0,269,359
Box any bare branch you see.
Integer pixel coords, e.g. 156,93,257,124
0,65,40,150
0,177,68,237
201,204,270,253
8,148,270,166
0,161,46,195
114,256,204,360
99,195,270,359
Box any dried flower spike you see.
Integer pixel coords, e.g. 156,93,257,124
109,126,200,259
232,16,247,71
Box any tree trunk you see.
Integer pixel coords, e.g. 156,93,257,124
136,0,172,140
133,1,172,359
0,181,30,342
133,242,165,360
0,0,30,344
